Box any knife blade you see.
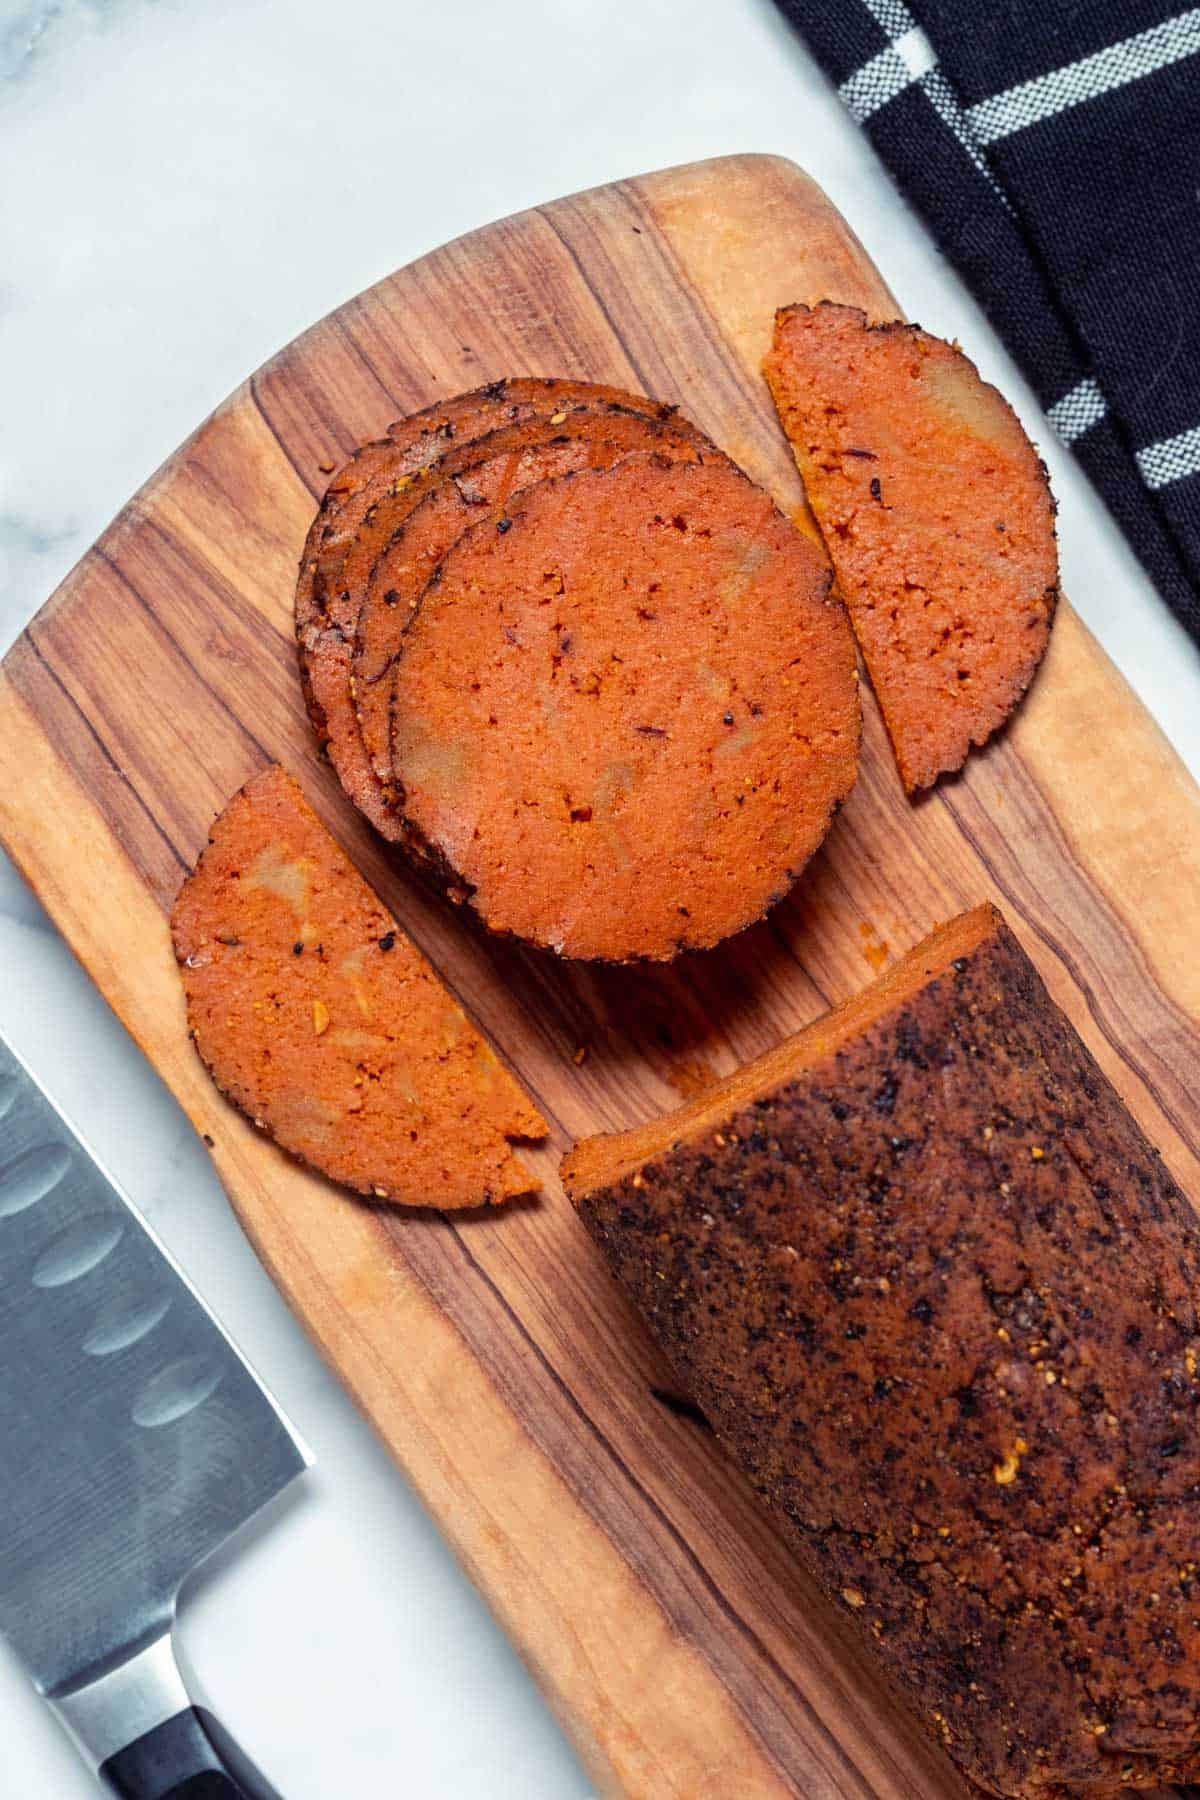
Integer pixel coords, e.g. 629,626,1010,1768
0,1029,310,1796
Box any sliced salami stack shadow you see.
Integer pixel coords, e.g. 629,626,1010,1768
296,378,861,962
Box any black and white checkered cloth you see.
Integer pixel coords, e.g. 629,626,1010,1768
774,0,1200,641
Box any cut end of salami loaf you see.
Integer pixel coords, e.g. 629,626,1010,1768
563,903,997,1194
388,452,860,961
565,905,1200,1797
171,765,546,1208
764,302,1058,793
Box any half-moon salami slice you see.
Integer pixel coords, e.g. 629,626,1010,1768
172,765,546,1207
764,303,1058,793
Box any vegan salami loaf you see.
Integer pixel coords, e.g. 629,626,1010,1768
353,413,711,793
172,765,545,1207
297,379,696,838
388,452,859,961
764,303,1058,793
564,904,1200,1797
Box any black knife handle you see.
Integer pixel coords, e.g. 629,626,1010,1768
98,1706,250,1799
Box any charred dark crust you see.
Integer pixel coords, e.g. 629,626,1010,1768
570,915,1200,1794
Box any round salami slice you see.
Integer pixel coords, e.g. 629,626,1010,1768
296,379,694,837
389,452,860,961
353,412,713,796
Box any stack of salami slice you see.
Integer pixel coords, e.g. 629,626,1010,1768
295,377,860,963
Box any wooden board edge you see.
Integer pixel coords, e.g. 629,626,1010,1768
5,153,1200,1800
0,670,793,1796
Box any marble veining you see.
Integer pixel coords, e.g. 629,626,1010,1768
1,0,143,83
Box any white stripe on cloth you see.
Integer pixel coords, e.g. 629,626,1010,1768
1047,376,1108,445
860,0,919,36
967,8,1200,146
840,28,936,122
919,66,1007,202
839,0,1008,203
1137,424,1200,491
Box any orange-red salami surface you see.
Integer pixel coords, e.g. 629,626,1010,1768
388,452,860,961
353,415,710,793
171,766,545,1207
295,386,538,832
765,303,1058,793
296,377,692,837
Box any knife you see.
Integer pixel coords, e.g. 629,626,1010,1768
0,1029,311,1796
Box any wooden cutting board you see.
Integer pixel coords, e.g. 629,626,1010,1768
4,153,1200,1799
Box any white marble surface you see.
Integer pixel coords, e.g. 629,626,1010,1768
2,1,1199,1794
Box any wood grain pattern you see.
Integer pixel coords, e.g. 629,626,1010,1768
3,154,1199,1798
